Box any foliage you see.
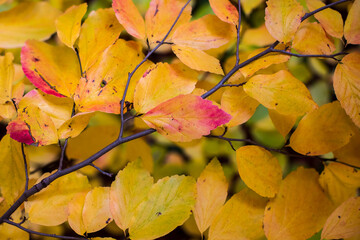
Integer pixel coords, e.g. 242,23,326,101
0,0,360,239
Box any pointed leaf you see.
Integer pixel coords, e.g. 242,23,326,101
306,0,343,39
194,159,228,234
209,0,239,26
141,94,231,142
0,2,61,48
334,129,360,166
172,45,224,75
344,0,360,44
129,175,196,240
110,161,153,231
68,192,87,235
265,0,304,43
25,171,91,226
268,109,297,137
242,24,276,47
243,70,317,116
172,14,235,50
134,62,197,113
333,52,360,128
322,197,360,240
113,0,145,39
209,188,267,240
264,167,333,240
56,3,88,48
57,112,94,139
21,40,81,98
290,101,354,156
0,52,14,104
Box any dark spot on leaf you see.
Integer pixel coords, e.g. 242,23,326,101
100,80,107,88
109,24,113,28
338,215,341,219
306,152,311,155
354,168,358,173
267,207,271,211
44,124,48,127
33,57,40,62
154,4,159,16
106,218,111,224
86,89,90,93
156,212,162,216
275,103,278,106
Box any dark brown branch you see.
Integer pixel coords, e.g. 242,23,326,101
21,143,29,191
58,139,68,170
301,0,351,21
270,49,348,61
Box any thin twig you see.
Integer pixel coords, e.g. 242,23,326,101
222,82,246,88
74,48,84,77
301,0,351,21
118,0,192,140
90,163,113,178
3,220,87,240
21,144,29,191
270,49,348,61
236,0,242,66
58,139,68,170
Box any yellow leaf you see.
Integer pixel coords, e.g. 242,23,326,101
110,161,153,231
293,22,335,55
221,87,259,127
236,145,282,198
0,52,14,104
145,0,192,48
113,0,145,39
134,62,197,113
172,45,224,75
75,39,151,113
264,167,333,240
141,94,231,142
333,52,360,128
319,163,360,207
243,70,317,116
25,171,91,226
241,0,264,16
290,101,354,156
56,3,88,48
172,14,236,50
333,129,360,166
209,0,239,26
208,188,267,240
78,8,124,72
21,40,81,98
0,135,27,206
68,192,87,235
0,2,61,48
265,0,304,43
268,109,297,137
129,175,196,240
240,48,290,78
241,24,276,47
57,112,95,139
322,197,360,240
306,0,343,39
194,158,228,234
0,220,29,240
344,0,360,44
82,187,112,233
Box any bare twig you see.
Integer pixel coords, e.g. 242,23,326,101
270,49,348,61
236,0,242,66
58,139,68,170
301,0,351,21
222,82,246,88
21,144,29,191
90,163,113,178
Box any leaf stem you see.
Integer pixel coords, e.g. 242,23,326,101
21,143,29,191
236,0,242,66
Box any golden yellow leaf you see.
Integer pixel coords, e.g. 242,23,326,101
344,0,360,44
268,109,297,137
322,197,360,240
236,145,282,198
172,45,224,75
0,219,29,240
56,3,88,48
333,129,360,166
265,0,304,43
145,0,192,48
221,86,259,127
129,175,196,240
306,0,343,39
0,135,27,207
241,0,264,16
110,161,153,231
241,24,276,47
290,101,354,156
113,0,145,39
78,8,123,71
172,14,235,50
0,2,61,48
68,192,87,235
57,112,94,139
264,167,333,240
0,52,14,105
243,70,317,116
319,163,360,207
333,52,360,128
25,171,91,226
194,158,228,234
209,0,239,26
293,22,335,55
208,188,267,240
21,40,81,98
134,62,197,113
82,187,112,233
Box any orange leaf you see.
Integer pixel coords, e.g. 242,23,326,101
344,0,360,44
113,0,145,39
241,24,276,47
141,94,231,142
209,0,239,26
265,0,304,43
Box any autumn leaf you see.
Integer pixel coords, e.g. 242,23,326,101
141,94,231,142
0,52,17,119
57,112,95,139
241,0,264,16
264,167,333,240
344,0,360,44
268,109,297,137
241,24,276,47
334,129,360,166
56,3,88,48
0,2,61,48
290,101,354,156
265,0,304,43
333,52,360,128
194,158,228,234
208,0,239,26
